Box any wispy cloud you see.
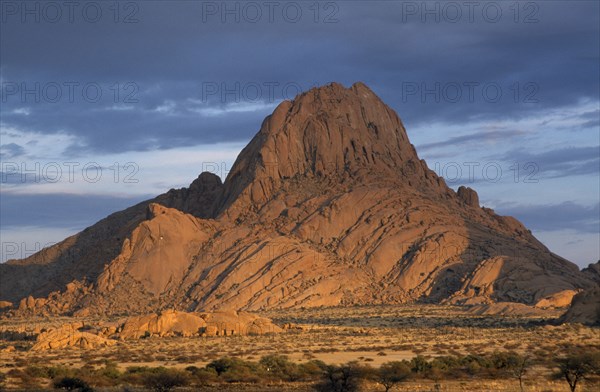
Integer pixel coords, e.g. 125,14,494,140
190,101,279,117
417,129,526,151
11,108,31,116
0,125,79,160
104,104,136,112
153,100,177,115
497,146,600,178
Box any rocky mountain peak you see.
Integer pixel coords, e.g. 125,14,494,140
1,82,593,317
218,82,438,215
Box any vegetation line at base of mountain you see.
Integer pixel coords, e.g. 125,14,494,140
2,349,599,392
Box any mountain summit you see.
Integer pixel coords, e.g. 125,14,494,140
218,82,436,213
0,82,594,316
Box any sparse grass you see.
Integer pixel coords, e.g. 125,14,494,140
0,305,598,391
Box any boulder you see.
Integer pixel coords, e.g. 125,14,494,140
31,323,116,351
535,289,579,308
199,310,283,336
119,309,206,339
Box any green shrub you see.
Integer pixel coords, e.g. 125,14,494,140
259,354,302,381
142,369,189,392
314,362,367,392
184,366,218,385
53,377,94,392
430,356,460,376
98,361,121,379
298,360,328,381
410,355,432,375
24,365,73,380
207,357,263,382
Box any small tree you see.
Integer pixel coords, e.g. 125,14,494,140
377,361,411,392
510,355,528,392
143,370,189,392
206,357,235,376
556,351,600,392
53,377,93,392
315,362,365,392
492,351,528,391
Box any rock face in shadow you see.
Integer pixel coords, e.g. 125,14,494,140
582,261,600,284
0,82,595,316
560,287,600,326
561,262,600,325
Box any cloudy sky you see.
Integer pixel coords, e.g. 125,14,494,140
1,0,598,268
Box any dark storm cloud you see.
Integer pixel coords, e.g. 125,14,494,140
497,146,600,178
496,201,600,234
0,193,151,229
1,1,598,153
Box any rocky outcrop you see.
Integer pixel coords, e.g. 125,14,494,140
119,310,207,339
199,310,283,336
155,172,224,219
582,261,600,284
119,310,281,339
31,323,116,351
96,203,214,297
535,289,580,308
28,310,282,349
457,186,479,208
0,82,594,316
560,287,600,326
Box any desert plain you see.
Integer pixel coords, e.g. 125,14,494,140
1,304,599,391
